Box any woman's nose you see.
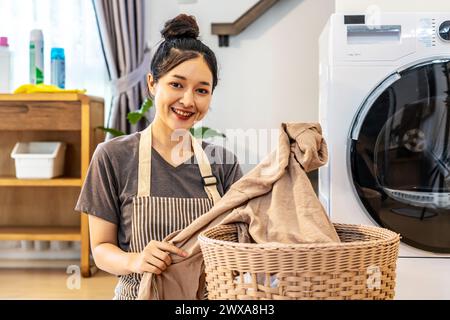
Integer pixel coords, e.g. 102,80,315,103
179,90,195,108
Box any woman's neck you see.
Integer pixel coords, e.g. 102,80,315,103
151,117,192,154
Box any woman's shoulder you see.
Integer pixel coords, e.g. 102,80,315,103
96,132,141,157
92,132,141,169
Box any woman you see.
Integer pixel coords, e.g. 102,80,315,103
75,14,243,300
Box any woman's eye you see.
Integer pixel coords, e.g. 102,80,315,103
170,82,182,88
197,88,209,95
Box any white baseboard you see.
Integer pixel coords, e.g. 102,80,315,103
0,248,80,260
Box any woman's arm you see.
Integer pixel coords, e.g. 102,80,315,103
88,214,134,276
89,215,187,276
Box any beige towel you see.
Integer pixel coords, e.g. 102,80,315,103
137,123,340,300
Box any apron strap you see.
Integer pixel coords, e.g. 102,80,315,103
137,124,152,197
137,124,222,204
191,135,222,204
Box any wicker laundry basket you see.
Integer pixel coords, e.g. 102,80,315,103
198,223,400,300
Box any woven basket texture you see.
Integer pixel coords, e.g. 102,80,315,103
199,223,400,300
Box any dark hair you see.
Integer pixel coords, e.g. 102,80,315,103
150,14,218,92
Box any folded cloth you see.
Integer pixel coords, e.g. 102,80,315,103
137,123,340,300
13,83,86,94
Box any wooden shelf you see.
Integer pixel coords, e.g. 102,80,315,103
0,227,81,241
0,177,81,187
0,93,104,103
0,94,104,277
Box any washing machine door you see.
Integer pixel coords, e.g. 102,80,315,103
350,59,450,253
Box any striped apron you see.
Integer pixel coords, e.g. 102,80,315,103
114,124,221,300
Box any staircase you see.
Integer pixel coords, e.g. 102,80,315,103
211,0,280,47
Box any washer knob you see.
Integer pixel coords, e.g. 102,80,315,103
438,20,450,41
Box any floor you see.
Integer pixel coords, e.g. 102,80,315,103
0,262,117,300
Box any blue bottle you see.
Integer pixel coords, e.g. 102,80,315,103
51,48,65,88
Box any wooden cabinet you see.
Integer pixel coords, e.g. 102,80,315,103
0,93,104,277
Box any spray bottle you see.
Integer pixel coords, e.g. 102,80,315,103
0,37,12,93
30,29,44,84
51,48,65,89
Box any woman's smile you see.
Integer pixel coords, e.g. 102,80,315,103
171,106,195,121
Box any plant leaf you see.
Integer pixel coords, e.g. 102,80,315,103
127,112,143,125
97,126,125,137
190,127,226,139
140,98,153,114
127,98,153,125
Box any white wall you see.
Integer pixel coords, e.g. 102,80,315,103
336,0,450,12
145,0,335,170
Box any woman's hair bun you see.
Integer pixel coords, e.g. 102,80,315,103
161,14,200,40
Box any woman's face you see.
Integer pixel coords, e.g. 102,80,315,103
147,56,213,131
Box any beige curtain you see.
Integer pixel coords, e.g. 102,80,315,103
92,0,152,138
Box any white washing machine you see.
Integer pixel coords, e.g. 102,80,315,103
319,12,450,299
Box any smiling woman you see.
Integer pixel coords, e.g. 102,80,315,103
148,14,218,155
148,56,215,166
75,14,243,300
149,56,212,128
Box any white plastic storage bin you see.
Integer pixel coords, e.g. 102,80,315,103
10,142,67,179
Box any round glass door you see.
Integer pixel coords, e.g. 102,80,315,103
350,59,450,253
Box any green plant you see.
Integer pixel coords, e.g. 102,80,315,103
98,98,226,139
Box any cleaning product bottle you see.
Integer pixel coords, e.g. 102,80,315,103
30,29,44,84
51,47,65,89
0,36,12,93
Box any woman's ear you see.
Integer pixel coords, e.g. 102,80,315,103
147,73,156,97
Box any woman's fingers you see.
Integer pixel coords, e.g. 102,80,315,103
146,255,167,271
140,240,187,275
152,249,172,266
142,263,163,275
155,241,188,257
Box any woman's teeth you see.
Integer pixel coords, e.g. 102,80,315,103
172,108,194,117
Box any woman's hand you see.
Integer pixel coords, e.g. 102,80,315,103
128,240,188,274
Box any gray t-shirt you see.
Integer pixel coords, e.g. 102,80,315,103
75,132,243,251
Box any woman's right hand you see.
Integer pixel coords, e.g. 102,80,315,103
128,240,188,275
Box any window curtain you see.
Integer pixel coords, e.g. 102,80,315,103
92,0,151,138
